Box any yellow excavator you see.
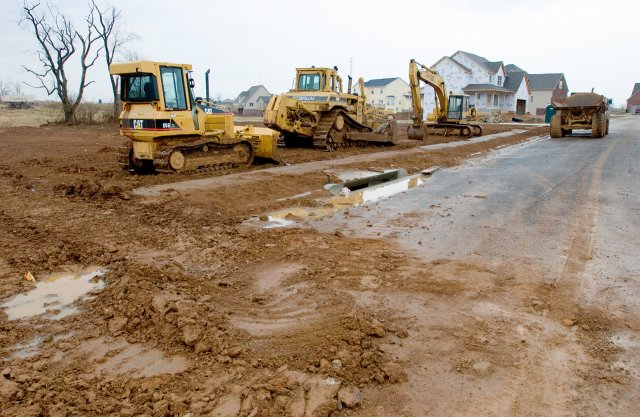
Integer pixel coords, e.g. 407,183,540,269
408,59,482,140
264,66,397,150
109,61,279,173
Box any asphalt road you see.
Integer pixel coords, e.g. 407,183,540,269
315,115,640,416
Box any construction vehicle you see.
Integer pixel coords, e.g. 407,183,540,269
407,59,482,140
109,61,279,173
263,66,397,150
550,92,610,138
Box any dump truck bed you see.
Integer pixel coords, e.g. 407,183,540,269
552,93,605,110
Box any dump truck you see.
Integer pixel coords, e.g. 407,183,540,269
263,66,397,150
407,59,482,140
550,92,610,139
109,61,279,173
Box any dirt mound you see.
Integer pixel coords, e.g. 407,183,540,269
54,179,130,200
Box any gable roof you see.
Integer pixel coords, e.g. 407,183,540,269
528,74,565,91
503,71,528,93
632,83,640,97
432,56,471,73
458,51,503,74
235,85,268,103
256,95,272,103
505,64,526,73
363,78,399,87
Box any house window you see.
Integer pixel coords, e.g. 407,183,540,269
489,75,493,83
380,89,383,94
530,96,534,102
249,102,253,107
558,80,563,89
493,95,498,107
371,91,374,95
497,76,503,86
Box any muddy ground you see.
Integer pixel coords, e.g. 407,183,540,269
0,122,550,416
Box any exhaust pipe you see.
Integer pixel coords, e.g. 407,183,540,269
205,69,211,102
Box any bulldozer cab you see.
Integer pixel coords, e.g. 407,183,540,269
113,61,193,112
447,94,469,121
293,67,342,93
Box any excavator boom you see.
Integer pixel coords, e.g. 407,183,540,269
407,58,482,140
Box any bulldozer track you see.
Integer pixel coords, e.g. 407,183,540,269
117,142,134,171
154,139,253,174
119,138,254,174
312,109,379,150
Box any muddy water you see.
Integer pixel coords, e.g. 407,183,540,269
1,267,106,320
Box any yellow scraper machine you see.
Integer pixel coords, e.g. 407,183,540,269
109,61,279,173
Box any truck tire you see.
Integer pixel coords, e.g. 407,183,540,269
592,113,605,138
550,115,562,138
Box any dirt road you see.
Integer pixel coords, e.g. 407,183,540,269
312,116,640,416
0,118,636,416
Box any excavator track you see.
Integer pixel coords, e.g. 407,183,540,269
312,109,394,150
153,138,254,174
426,123,483,138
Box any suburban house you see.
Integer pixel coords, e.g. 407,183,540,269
423,51,531,116
352,77,412,113
627,83,640,113
233,85,270,116
527,73,569,116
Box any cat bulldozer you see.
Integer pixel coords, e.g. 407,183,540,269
263,66,397,150
109,61,279,173
408,59,482,140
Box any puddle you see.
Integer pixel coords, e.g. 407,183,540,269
1,267,106,320
257,171,427,228
79,336,189,377
12,336,44,359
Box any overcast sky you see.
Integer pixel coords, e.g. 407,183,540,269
1,0,638,106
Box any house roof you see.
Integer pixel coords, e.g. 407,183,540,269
528,73,565,91
432,56,472,73
235,85,268,103
505,64,526,73
363,78,399,87
458,51,503,74
256,95,272,103
463,84,513,93
503,71,528,94
631,83,640,97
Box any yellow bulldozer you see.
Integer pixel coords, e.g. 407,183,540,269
263,66,397,150
408,59,482,140
109,61,279,173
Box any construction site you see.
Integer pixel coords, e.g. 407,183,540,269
2,1,640,416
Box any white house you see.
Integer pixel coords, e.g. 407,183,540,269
423,51,530,116
233,85,270,116
527,73,569,116
352,77,412,113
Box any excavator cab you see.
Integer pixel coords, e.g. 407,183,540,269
447,95,470,122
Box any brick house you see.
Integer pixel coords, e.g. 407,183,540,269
626,83,640,113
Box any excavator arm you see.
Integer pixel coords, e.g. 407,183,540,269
409,59,449,126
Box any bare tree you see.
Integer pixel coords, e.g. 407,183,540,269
21,2,102,124
11,82,24,96
0,80,10,97
90,0,137,120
